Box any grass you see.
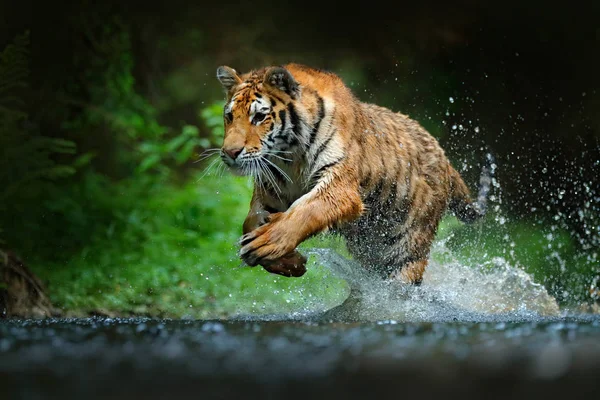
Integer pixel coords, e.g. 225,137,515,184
24,165,598,318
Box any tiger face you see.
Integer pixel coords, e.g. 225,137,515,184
216,65,300,176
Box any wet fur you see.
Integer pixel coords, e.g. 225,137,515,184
217,63,485,284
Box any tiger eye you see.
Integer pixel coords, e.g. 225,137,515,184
253,112,266,124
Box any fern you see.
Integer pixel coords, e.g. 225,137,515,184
0,32,28,109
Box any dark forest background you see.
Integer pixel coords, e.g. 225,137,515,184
1,0,599,317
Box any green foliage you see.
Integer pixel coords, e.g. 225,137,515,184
62,17,163,141
60,17,170,177
199,102,226,142
137,124,207,175
54,15,218,183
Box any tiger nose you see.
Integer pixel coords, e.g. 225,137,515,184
223,147,243,160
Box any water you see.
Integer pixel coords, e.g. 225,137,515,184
1,317,599,399
305,247,560,322
1,248,599,399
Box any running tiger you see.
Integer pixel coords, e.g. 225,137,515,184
216,63,492,284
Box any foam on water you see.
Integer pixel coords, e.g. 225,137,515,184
305,241,560,323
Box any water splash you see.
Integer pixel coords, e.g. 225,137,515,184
306,241,560,323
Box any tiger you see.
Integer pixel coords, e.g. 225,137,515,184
216,63,492,284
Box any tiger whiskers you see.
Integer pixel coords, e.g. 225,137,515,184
258,158,283,197
198,155,223,180
241,156,284,199
262,157,292,183
194,148,222,163
266,149,293,155
215,159,227,178
266,152,293,163
251,158,269,193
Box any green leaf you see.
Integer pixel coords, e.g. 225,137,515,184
72,152,96,168
138,154,161,172
182,124,199,137
165,134,189,153
175,140,198,164
46,166,76,179
47,138,77,154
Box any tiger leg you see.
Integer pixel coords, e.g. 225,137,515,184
394,259,428,285
241,192,307,277
389,211,444,284
387,224,437,285
243,190,267,235
243,206,308,277
240,174,364,267
388,181,448,285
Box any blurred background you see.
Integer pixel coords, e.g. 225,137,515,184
0,0,598,318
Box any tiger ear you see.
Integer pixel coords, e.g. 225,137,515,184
217,66,242,92
264,67,299,98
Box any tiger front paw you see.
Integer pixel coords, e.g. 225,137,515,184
239,217,298,267
261,251,307,277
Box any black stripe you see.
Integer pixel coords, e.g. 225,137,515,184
312,157,344,182
277,110,287,137
314,129,334,156
270,94,285,105
361,169,372,189
266,163,286,182
288,103,300,129
287,102,300,147
309,96,326,146
264,204,279,213
254,93,262,98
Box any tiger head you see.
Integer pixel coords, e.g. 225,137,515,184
216,65,301,175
